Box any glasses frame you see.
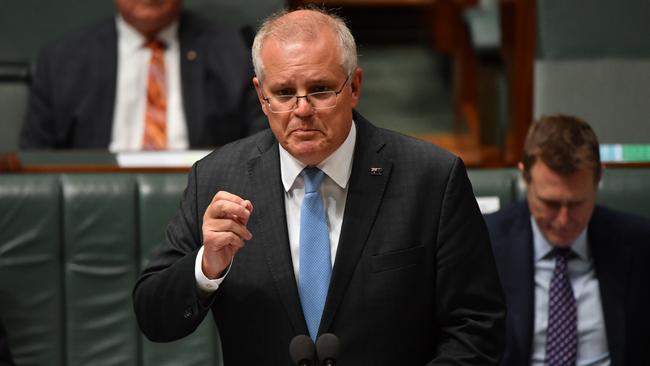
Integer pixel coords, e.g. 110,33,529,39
262,73,352,113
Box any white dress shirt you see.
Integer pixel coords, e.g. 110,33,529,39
110,15,188,152
195,122,357,291
530,218,610,366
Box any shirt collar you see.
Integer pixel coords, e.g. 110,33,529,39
280,121,357,192
531,217,589,262
115,14,178,52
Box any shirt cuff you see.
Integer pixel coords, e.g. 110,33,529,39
194,246,229,293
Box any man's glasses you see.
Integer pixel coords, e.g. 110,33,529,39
262,74,351,113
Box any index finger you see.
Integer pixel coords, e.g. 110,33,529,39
210,191,248,206
205,191,253,224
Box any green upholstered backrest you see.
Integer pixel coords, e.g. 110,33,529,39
61,174,139,365
0,174,64,365
0,173,222,366
137,174,222,366
597,167,650,219
467,168,519,214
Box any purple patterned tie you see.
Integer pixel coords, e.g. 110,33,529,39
545,248,577,366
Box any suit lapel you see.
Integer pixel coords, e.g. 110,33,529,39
320,114,392,333
503,203,536,362
247,136,307,335
589,208,628,366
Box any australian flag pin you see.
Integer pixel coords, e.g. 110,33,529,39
369,167,383,176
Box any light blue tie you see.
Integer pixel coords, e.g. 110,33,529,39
299,167,332,340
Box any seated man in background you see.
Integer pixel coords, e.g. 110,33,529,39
20,0,266,151
485,115,650,366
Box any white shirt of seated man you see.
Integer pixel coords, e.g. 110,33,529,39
110,15,188,151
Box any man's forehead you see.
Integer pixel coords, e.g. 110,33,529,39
262,72,341,87
259,41,343,83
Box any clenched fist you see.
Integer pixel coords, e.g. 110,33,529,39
201,191,253,279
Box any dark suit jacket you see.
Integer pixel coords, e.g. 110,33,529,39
133,112,506,365
485,201,650,366
20,12,266,149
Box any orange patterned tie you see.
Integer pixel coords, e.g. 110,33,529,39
142,39,167,150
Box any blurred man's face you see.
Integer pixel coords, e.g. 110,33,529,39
523,161,598,247
253,17,362,166
115,0,181,37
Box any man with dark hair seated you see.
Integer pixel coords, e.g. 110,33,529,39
20,0,266,151
485,115,650,366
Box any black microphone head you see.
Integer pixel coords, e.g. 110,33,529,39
316,333,340,364
289,334,316,366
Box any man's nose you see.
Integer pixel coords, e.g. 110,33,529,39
293,96,314,116
555,205,570,226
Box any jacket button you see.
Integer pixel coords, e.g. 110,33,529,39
183,308,193,319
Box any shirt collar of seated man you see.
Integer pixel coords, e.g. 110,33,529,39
251,8,364,168
519,115,604,249
114,0,181,41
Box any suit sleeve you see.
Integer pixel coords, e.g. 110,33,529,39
132,164,214,342
429,157,506,365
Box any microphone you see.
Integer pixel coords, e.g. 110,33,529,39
289,334,317,366
315,333,340,366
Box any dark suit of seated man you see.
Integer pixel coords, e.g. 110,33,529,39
133,8,506,366
20,0,266,151
484,115,650,366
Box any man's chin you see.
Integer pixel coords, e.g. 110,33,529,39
286,144,328,166
548,233,577,248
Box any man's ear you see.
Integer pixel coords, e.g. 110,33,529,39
517,161,529,184
252,77,270,116
596,163,605,188
598,163,605,182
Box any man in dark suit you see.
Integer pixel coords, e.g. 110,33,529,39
133,8,505,365
20,0,266,150
485,115,650,366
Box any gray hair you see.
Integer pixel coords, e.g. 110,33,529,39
251,8,357,82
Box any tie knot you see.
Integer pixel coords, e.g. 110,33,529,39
553,247,574,263
301,167,325,193
144,38,166,51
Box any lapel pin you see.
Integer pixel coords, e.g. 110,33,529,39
369,167,383,176
186,50,198,61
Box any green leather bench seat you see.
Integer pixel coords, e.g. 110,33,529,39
0,173,220,366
